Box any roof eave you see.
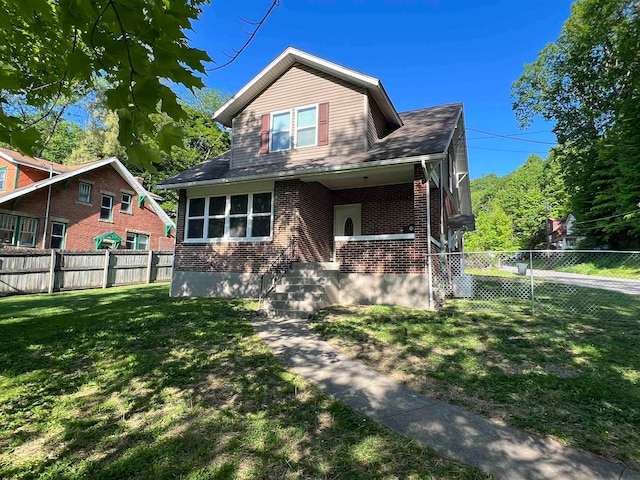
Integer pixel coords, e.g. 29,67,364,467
157,152,445,190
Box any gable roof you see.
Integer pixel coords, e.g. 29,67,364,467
0,147,75,174
214,47,403,129
159,103,463,189
0,156,174,228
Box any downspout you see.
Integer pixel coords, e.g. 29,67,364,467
421,159,436,310
42,165,53,249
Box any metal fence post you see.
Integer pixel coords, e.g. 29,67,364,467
529,250,535,316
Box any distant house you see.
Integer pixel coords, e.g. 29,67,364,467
158,47,474,314
0,147,174,251
547,214,581,249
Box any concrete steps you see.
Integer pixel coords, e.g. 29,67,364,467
262,262,339,318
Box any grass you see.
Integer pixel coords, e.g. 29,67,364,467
308,289,640,470
0,284,488,480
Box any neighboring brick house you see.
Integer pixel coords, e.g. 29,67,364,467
159,47,474,310
0,147,174,251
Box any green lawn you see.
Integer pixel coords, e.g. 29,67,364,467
309,294,640,470
0,284,488,480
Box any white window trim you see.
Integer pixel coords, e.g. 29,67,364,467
294,103,319,149
100,194,114,221
121,192,133,214
185,192,274,243
78,181,93,204
51,221,67,249
269,109,292,152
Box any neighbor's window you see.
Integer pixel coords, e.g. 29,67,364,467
100,194,114,221
126,232,149,250
50,222,66,249
19,218,38,247
121,192,132,213
186,192,273,241
270,111,291,152
0,213,16,245
78,182,92,203
0,168,6,191
296,105,317,147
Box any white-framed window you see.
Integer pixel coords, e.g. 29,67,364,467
126,232,149,250
121,192,133,213
295,105,318,148
78,182,92,203
0,168,7,191
50,222,66,249
100,194,114,221
0,213,16,245
269,110,291,152
186,192,273,241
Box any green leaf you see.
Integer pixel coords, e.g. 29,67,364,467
10,127,41,157
157,123,184,153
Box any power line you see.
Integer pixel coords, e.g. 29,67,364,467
467,127,557,145
574,208,640,225
468,146,550,154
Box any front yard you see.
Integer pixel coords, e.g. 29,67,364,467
0,284,487,480
308,296,640,470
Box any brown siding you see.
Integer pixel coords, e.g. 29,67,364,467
231,63,367,169
334,184,414,235
367,93,390,148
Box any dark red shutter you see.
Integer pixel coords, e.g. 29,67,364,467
318,102,329,146
259,114,270,154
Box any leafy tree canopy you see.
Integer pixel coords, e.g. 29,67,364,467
512,0,640,248
0,0,211,170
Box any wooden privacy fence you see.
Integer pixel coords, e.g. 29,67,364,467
0,250,173,296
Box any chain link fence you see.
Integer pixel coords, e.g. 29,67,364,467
426,250,640,318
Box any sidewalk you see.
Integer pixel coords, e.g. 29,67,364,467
251,315,640,480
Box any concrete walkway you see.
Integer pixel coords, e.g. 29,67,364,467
251,315,640,480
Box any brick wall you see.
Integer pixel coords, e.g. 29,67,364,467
298,181,334,262
335,239,420,274
0,165,172,250
174,180,303,273
334,183,413,235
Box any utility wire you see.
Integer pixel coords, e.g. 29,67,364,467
468,146,550,154
574,208,640,225
467,127,557,145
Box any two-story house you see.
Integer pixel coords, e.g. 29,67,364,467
159,47,474,315
0,147,174,251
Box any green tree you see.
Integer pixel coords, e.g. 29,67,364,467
465,201,517,251
0,0,211,170
512,0,640,248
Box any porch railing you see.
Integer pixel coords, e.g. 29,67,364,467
259,242,296,306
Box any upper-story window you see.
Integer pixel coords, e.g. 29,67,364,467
100,194,114,221
0,167,6,191
78,182,92,203
261,103,329,154
296,106,317,148
186,192,273,242
270,110,291,152
121,192,133,214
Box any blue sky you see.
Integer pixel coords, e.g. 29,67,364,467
189,1,575,179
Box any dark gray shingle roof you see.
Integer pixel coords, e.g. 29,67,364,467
159,103,461,187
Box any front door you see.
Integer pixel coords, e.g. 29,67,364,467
334,204,361,237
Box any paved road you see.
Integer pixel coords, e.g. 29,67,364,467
502,266,640,295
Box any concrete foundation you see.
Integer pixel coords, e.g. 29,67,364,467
170,271,262,298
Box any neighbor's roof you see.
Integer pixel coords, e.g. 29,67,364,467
159,103,463,189
214,47,403,129
0,147,76,174
0,156,174,227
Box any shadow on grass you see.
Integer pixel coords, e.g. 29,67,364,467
309,294,640,470
0,285,486,479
